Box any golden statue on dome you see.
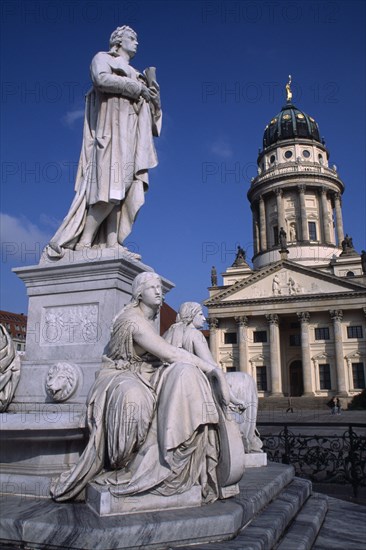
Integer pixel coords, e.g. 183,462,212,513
286,75,292,102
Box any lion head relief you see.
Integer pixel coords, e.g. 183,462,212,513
45,362,79,402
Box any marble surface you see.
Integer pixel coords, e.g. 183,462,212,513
0,463,293,549
5,462,363,550
313,496,366,549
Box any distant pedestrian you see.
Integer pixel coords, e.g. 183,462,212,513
336,397,342,415
329,396,340,415
286,396,294,413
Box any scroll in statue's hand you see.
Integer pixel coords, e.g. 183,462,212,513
149,85,161,110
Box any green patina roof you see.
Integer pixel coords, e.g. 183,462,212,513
263,102,321,149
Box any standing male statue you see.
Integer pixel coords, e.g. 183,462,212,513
278,227,287,250
46,26,162,259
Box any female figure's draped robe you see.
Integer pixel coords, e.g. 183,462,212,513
164,321,262,453
47,52,161,258
50,314,219,502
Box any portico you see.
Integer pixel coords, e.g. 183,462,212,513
205,260,366,398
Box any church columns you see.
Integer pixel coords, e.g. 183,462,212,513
252,206,260,255
276,189,285,232
298,185,309,241
266,314,283,395
235,316,249,374
259,196,267,251
329,310,347,395
334,193,344,246
297,311,314,395
207,317,219,363
320,187,331,243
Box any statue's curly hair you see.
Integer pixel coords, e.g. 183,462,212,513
109,26,137,49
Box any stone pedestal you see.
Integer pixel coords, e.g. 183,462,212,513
1,249,174,498
12,248,174,407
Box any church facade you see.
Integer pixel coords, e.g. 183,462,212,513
205,84,366,399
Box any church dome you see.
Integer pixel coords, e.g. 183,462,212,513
263,102,321,149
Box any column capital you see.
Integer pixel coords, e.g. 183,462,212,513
363,307,366,318
320,185,329,195
266,313,279,325
333,192,342,204
235,315,249,327
275,188,283,197
298,184,306,193
329,309,343,322
259,194,265,202
297,311,311,323
207,317,219,329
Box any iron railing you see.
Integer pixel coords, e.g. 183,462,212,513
257,422,366,497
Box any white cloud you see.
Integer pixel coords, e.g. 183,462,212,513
62,109,84,128
0,213,52,265
210,137,234,159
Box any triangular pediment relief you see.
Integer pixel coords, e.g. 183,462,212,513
249,353,269,364
206,260,366,304
345,350,363,360
220,352,234,363
312,352,333,363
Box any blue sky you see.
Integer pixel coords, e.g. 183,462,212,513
1,0,365,314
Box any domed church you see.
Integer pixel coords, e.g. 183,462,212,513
205,78,366,401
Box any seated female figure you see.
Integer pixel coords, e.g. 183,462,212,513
51,273,235,503
164,302,262,453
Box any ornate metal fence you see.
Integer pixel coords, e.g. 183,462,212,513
257,422,366,497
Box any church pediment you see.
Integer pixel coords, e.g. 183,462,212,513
207,261,365,304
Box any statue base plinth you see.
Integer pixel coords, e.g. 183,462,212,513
86,482,202,516
243,452,267,468
218,484,240,499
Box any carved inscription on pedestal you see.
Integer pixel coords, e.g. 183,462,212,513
40,304,99,346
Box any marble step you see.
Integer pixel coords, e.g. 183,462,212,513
275,494,328,550
231,478,313,550
176,477,312,549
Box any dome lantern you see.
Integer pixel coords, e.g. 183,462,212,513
262,78,321,149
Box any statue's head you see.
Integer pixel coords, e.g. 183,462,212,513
131,272,162,308
109,26,138,58
177,302,205,328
